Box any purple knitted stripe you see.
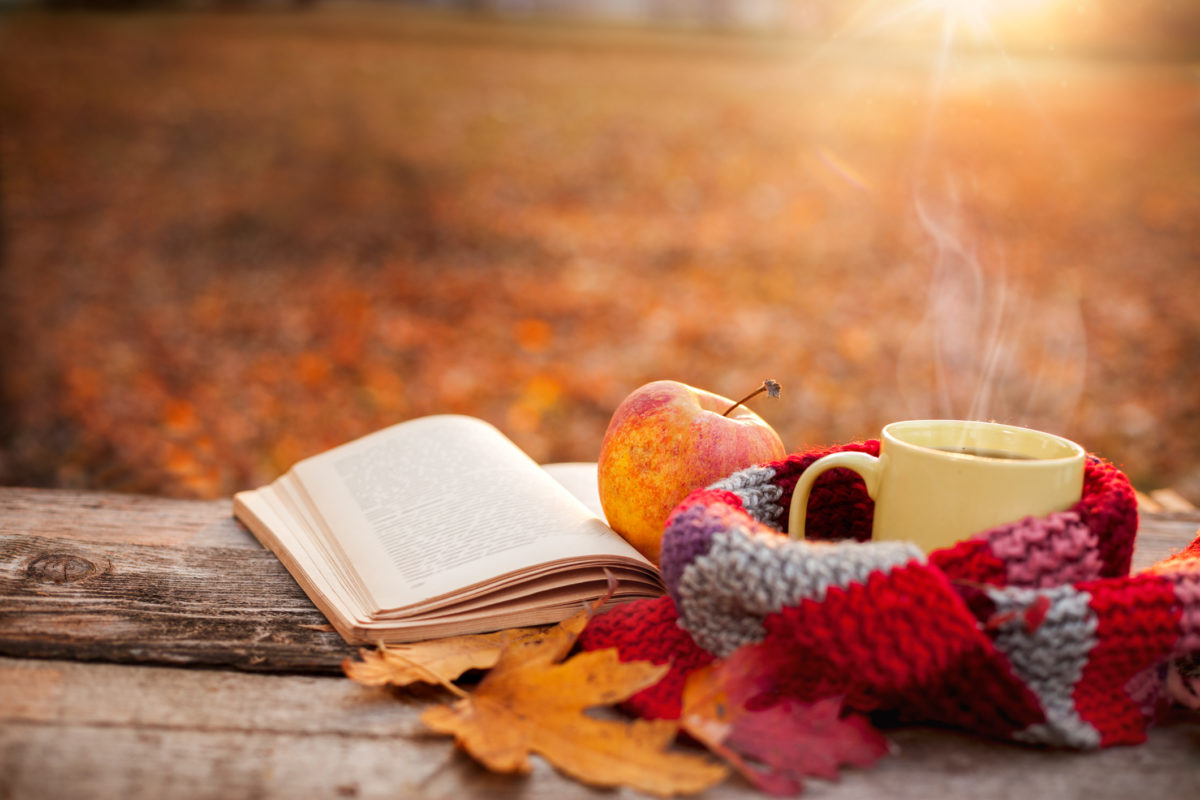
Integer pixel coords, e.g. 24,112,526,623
985,511,1102,589
661,464,783,603
660,502,730,604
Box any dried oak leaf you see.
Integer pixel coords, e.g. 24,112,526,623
681,642,892,796
420,603,729,797
342,626,546,688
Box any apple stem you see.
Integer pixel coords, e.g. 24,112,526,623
722,379,781,417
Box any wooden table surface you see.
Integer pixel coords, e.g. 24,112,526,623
2,486,1198,799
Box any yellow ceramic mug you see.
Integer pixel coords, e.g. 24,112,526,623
787,420,1086,552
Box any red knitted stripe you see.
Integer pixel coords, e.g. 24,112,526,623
1076,457,1138,578
577,595,712,720
757,560,1044,737
929,538,1009,586
1075,574,1180,746
773,440,880,541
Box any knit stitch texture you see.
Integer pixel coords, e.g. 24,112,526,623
580,441,1200,748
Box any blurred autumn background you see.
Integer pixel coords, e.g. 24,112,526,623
1,0,1197,504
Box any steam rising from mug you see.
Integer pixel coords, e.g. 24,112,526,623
897,188,1086,435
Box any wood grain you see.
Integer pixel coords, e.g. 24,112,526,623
0,487,252,548
1,656,1197,800
0,487,354,672
1134,510,1200,569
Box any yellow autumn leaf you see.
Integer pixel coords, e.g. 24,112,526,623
420,605,729,797
342,626,546,688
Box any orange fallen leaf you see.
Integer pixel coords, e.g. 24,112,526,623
342,626,547,688
419,602,729,796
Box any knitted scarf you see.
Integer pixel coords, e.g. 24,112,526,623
580,440,1200,748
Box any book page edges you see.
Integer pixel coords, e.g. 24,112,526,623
233,478,663,643
233,488,362,636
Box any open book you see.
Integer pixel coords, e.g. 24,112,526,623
233,414,665,644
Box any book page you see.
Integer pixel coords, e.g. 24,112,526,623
232,486,363,639
235,481,659,643
292,415,650,613
542,462,606,520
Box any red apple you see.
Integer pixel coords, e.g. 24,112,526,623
598,379,787,564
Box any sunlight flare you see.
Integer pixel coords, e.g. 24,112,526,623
850,0,1062,45
927,0,994,36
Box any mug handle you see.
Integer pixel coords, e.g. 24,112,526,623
787,451,884,540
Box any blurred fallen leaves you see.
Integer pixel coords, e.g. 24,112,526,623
2,9,1198,503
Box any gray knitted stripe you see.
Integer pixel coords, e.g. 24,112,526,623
675,524,923,657
708,465,785,527
986,584,1102,749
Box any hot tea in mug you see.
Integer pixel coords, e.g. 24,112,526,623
787,420,1086,552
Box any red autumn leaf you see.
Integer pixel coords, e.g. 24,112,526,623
1023,594,1052,633
983,608,1020,632
681,641,892,796
983,594,1053,635
721,695,891,795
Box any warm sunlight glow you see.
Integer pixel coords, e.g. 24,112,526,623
852,0,1063,48
922,0,1060,39
931,0,993,35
